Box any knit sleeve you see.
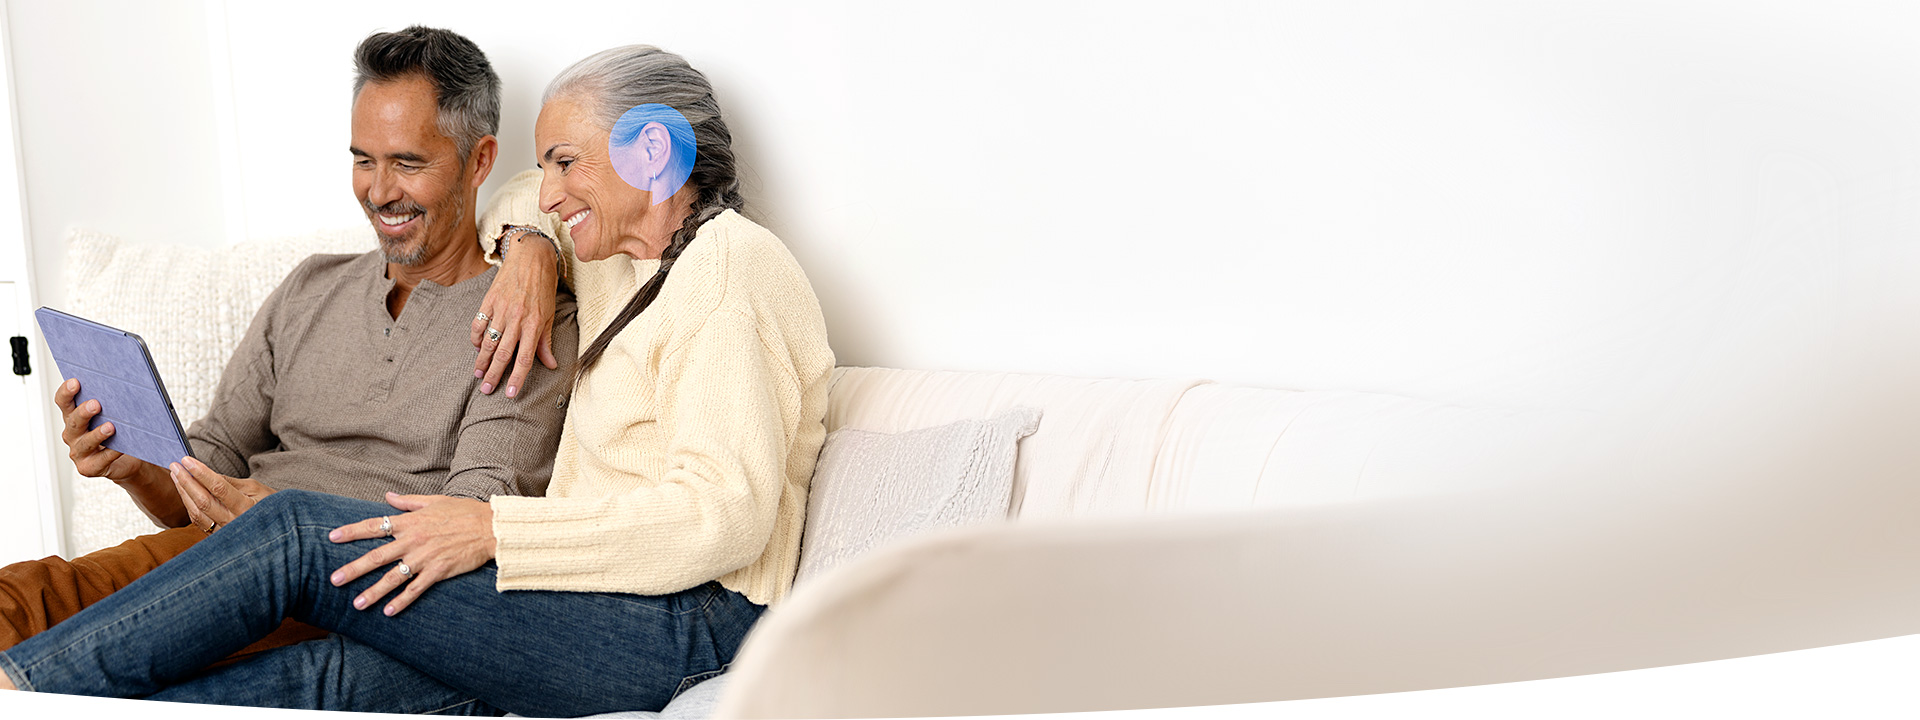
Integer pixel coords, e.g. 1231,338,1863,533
477,168,577,285
489,307,793,594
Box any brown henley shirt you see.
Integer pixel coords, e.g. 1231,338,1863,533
185,250,577,501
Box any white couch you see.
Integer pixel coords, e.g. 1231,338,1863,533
61,228,1918,718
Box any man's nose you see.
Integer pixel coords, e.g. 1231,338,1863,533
367,167,404,208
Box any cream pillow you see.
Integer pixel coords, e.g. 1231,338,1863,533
794,407,1043,587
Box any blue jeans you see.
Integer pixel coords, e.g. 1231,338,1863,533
0,490,764,717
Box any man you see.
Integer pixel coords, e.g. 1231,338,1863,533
0,26,577,655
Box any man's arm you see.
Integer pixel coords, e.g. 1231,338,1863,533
181,259,312,493
440,297,580,500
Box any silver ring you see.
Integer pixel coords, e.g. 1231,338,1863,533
486,327,502,342
396,560,413,577
474,311,490,323
378,516,393,537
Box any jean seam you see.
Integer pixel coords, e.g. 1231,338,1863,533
0,650,34,692
16,523,301,683
673,663,729,699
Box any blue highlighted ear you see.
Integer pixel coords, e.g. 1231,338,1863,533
609,103,697,206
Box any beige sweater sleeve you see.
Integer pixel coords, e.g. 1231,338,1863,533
477,168,576,285
489,306,796,595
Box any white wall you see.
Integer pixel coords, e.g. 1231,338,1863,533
9,1,1920,544
17,0,1920,415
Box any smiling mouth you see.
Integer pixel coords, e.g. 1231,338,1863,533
563,209,590,231
378,211,420,227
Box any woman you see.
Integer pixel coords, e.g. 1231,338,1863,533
0,45,833,717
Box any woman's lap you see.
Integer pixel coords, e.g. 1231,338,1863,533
0,490,763,717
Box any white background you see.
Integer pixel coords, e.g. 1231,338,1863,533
3,0,1920,714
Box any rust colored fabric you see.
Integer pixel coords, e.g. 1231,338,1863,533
0,526,326,659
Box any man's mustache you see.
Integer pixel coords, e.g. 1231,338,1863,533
364,200,426,217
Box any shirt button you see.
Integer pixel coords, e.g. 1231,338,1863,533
384,327,391,337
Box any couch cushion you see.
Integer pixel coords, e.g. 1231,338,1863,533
1149,384,1596,511
825,367,1205,519
62,227,375,555
795,407,1040,588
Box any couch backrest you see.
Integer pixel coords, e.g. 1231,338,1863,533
825,367,1204,519
1147,384,1598,513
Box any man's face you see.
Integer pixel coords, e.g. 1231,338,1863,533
350,74,471,266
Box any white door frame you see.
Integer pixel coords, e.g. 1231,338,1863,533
0,0,69,560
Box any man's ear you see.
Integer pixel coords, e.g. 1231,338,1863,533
468,135,499,188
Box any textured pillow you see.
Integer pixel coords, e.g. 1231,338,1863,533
794,407,1043,587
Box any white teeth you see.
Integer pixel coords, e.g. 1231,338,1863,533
378,213,419,226
564,210,590,230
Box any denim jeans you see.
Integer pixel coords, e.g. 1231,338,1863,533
0,490,765,717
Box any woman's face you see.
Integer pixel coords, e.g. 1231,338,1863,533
534,95,653,262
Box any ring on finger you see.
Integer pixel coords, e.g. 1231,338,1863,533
396,560,413,577
378,516,393,537
486,327,502,342
474,311,490,323
203,520,218,534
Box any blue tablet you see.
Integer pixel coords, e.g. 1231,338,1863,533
34,307,193,469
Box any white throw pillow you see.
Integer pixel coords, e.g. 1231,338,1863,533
794,407,1043,587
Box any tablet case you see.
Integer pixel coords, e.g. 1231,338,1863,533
34,307,194,469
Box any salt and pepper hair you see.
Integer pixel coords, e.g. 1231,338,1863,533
352,26,502,160
545,45,746,378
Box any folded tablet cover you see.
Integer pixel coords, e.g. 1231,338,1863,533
34,307,193,469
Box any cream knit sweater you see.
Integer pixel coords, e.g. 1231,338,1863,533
479,170,833,605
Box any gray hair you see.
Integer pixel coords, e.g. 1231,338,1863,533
545,45,746,378
352,26,501,160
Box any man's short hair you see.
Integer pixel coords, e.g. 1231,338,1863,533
352,26,500,159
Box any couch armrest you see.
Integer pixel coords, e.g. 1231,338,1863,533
717,478,1920,717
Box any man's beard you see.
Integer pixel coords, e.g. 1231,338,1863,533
366,199,430,266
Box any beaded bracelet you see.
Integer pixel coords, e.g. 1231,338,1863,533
497,225,561,272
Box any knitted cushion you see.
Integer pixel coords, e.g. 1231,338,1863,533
793,407,1042,588
62,227,376,555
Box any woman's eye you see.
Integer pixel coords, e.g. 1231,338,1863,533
557,159,573,172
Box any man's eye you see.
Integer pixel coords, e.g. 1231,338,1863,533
399,164,423,172
557,159,573,172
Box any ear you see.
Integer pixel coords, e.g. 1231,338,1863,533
468,135,499,188
638,122,673,181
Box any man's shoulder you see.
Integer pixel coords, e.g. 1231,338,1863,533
272,251,382,300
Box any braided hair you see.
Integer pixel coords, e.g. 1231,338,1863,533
545,46,745,380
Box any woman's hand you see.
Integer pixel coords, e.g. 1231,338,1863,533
472,227,560,399
169,457,275,532
328,492,497,617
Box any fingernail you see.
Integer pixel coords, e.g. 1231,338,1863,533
480,382,493,394
505,385,518,398
474,369,484,379
329,530,341,542
66,379,76,390
100,423,114,436
354,596,367,609
331,572,344,585
384,605,396,617
87,400,99,411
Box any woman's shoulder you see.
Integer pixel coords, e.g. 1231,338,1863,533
676,210,816,307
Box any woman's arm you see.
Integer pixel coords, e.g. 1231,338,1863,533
470,169,579,398
491,307,800,595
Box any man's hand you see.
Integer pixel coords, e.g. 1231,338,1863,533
327,493,496,616
472,227,560,399
56,378,151,483
169,457,275,532
55,378,187,527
